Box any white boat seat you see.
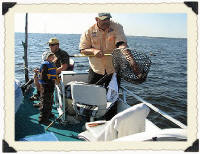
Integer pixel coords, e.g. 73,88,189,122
78,103,150,141
71,82,113,119
113,128,187,141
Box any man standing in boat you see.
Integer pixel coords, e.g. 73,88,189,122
79,13,128,87
30,38,73,101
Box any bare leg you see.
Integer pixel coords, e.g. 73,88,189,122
34,74,40,92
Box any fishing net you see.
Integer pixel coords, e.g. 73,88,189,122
112,48,151,84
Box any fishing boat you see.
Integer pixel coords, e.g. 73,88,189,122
15,69,187,142
14,12,187,145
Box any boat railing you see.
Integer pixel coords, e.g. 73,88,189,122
55,81,66,121
119,86,187,129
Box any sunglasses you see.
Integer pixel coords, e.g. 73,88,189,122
49,43,58,47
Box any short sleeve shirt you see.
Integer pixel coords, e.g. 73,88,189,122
54,48,70,70
79,21,127,75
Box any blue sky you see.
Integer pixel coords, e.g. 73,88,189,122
15,13,187,38
113,13,187,38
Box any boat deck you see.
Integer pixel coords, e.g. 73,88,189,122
15,88,85,141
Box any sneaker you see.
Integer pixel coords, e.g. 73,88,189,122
33,103,41,108
49,113,55,119
30,94,40,101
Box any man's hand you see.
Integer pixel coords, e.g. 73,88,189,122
118,42,128,49
81,48,104,58
93,49,104,58
56,64,68,74
122,49,142,76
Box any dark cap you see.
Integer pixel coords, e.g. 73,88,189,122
97,13,112,20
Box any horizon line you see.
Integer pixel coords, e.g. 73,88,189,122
15,32,187,39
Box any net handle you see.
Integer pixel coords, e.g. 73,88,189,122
69,53,112,57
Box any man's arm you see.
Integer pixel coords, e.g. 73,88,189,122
55,50,70,74
56,63,68,74
79,30,104,58
80,48,104,58
115,23,128,49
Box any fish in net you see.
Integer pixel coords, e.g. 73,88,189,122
112,48,151,84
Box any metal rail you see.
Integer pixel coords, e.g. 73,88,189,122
120,86,187,129
55,81,66,121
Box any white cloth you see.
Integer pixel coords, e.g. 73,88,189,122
96,103,150,141
106,73,119,103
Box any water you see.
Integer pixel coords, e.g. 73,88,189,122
15,32,187,128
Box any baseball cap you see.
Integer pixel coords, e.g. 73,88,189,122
97,13,112,20
48,38,59,45
42,51,54,61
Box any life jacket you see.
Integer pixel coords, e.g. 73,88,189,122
39,61,57,84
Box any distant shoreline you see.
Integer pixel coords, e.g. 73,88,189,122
15,32,187,40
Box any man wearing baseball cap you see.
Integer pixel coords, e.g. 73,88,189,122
47,38,72,74
79,13,128,87
30,38,73,101
79,13,128,120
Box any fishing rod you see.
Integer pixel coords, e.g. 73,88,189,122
46,112,64,131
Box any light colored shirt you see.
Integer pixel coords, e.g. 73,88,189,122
79,21,127,75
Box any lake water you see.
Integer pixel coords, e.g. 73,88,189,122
15,32,187,128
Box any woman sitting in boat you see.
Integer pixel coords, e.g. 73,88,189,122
30,38,73,101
